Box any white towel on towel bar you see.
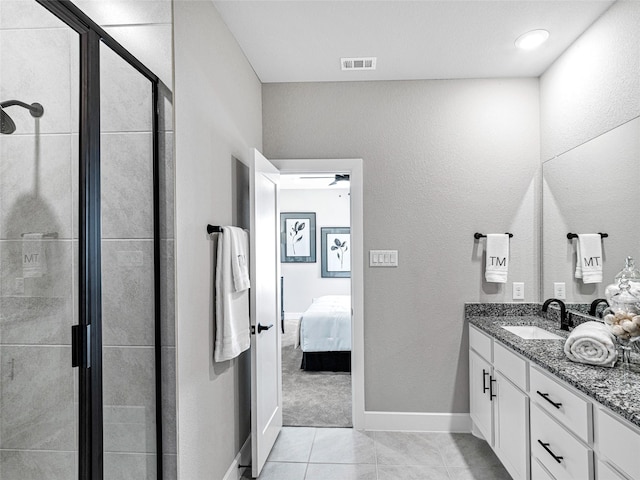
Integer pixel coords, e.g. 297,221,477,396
225,226,250,292
564,321,617,367
574,234,603,284
213,229,250,362
485,234,509,283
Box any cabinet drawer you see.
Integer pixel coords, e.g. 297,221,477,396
531,403,593,480
532,457,556,480
470,325,492,361
597,408,640,480
530,366,591,443
597,460,627,480
494,341,527,390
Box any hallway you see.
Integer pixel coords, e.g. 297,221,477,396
247,427,511,479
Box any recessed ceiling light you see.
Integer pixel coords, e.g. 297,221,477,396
515,29,549,50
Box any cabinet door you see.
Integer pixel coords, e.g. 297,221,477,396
470,349,493,444
494,371,529,480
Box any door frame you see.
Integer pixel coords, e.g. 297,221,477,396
271,158,365,429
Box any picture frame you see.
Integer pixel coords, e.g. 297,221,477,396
280,212,316,263
321,227,351,278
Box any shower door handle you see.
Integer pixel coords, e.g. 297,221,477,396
72,325,91,368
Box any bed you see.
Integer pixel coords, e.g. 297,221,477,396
298,295,351,372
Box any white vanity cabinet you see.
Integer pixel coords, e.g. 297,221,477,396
469,325,529,480
596,407,640,480
469,321,640,480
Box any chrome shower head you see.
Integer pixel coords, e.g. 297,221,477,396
0,107,16,134
0,100,44,134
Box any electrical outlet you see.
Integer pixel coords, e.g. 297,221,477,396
554,282,566,299
512,282,525,300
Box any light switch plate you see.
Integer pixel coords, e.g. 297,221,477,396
370,250,398,267
512,282,524,300
554,282,566,299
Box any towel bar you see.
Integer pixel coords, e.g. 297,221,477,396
207,224,223,234
474,232,513,239
567,232,608,239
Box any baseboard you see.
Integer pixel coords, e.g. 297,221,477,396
222,436,251,480
363,411,472,433
284,312,302,320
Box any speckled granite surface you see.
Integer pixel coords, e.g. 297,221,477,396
466,304,640,429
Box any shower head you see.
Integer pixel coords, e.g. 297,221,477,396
1,107,16,134
0,100,44,134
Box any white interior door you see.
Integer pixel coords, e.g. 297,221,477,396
250,148,282,477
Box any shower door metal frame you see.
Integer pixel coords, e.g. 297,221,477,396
34,1,163,479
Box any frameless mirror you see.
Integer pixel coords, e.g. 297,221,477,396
542,116,640,306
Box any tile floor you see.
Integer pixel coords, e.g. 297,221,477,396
245,427,512,480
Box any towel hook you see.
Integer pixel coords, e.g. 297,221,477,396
474,232,513,239
567,232,608,239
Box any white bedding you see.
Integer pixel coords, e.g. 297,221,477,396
299,295,351,352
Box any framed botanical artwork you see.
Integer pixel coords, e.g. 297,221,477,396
321,227,351,278
280,212,316,263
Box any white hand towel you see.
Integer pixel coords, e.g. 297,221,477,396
485,234,509,283
213,232,251,362
564,321,617,367
22,233,47,278
575,234,603,284
225,226,250,292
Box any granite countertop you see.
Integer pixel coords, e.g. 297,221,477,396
466,304,640,429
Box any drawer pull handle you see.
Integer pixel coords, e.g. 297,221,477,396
536,390,562,409
538,440,563,464
489,376,497,400
482,369,490,394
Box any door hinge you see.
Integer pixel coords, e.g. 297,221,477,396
72,324,91,368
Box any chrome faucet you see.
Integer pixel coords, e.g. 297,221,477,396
542,298,570,331
589,298,609,318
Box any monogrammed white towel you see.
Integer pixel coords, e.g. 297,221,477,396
485,234,509,283
575,234,603,284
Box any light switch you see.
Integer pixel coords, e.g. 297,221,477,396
369,250,398,267
554,282,566,299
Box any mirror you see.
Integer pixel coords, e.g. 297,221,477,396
542,116,640,305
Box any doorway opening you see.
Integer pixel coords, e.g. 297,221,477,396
271,158,364,430
280,173,352,427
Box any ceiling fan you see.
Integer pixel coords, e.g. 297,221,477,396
298,174,350,186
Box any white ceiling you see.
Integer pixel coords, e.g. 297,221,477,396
213,0,614,83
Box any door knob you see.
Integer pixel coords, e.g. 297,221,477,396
257,323,274,334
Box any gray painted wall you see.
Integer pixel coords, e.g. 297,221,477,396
173,2,262,479
263,79,540,412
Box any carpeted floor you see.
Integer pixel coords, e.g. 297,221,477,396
282,319,352,427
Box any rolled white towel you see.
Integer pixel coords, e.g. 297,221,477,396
564,321,617,368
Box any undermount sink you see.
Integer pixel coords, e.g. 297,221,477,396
501,325,563,340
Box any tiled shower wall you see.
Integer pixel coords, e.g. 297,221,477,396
0,1,176,479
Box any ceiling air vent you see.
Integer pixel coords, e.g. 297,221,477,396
341,57,377,71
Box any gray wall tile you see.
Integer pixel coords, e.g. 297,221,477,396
100,133,154,239
0,135,73,239
0,450,75,480
0,345,75,450
104,452,157,480
101,240,155,346
0,29,71,134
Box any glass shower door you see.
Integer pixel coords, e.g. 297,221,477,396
99,41,159,479
0,4,80,479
